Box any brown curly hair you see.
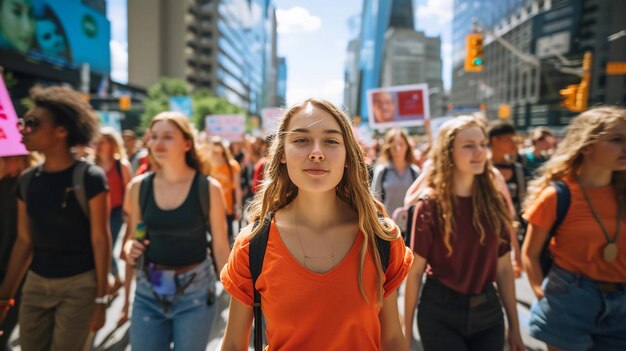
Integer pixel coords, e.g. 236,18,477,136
30,86,99,147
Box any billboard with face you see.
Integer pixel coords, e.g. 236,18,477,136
367,83,430,130
0,0,111,73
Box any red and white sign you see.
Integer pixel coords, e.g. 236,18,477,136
0,74,28,157
367,83,430,130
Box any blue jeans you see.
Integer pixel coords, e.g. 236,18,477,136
530,265,626,351
130,259,217,351
109,206,124,276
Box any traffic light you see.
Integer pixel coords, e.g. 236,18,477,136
560,51,592,112
464,33,484,72
119,96,131,111
560,84,579,112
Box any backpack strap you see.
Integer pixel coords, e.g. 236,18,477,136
19,165,41,204
197,174,211,230
548,180,571,238
73,161,90,218
513,162,527,202
375,236,390,272
379,166,389,202
249,215,272,351
540,180,571,274
139,172,155,219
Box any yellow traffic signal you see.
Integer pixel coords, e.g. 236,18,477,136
560,84,579,111
464,33,484,72
119,96,131,111
560,51,592,112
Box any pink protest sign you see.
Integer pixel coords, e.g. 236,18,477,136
0,75,28,157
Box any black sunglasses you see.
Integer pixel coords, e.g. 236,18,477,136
17,117,51,134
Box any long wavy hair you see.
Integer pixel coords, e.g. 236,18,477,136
96,127,127,163
427,115,511,256
378,128,416,165
247,98,399,303
147,111,207,174
523,106,626,218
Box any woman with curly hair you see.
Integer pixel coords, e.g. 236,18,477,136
522,106,626,351
0,86,110,351
404,115,523,351
220,99,413,350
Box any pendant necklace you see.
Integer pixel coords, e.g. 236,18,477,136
575,176,622,263
291,206,335,270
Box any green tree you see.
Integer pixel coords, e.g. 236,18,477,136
140,78,190,129
140,78,244,132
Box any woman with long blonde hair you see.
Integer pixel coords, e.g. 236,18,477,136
94,127,132,293
404,116,523,351
371,128,420,217
123,112,230,350
220,98,413,350
522,106,626,351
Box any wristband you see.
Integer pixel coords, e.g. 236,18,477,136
94,296,109,304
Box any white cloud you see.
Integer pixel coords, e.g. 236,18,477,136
110,40,128,83
416,0,453,24
276,7,321,34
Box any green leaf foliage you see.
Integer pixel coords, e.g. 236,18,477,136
140,78,244,132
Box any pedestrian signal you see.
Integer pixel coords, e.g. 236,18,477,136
465,33,484,72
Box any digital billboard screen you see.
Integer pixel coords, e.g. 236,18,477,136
0,0,111,73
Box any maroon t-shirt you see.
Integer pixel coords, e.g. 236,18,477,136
410,196,510,295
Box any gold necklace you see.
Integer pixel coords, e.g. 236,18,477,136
291,205,335,270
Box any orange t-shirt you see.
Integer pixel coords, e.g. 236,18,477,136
523,176,626,282
220,221,413,350
211,160,240,215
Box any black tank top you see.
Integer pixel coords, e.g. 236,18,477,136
143,172,208,266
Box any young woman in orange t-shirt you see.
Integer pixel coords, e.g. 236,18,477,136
403,116,523,351
220,99,413,351
522,106,626,351
209,136,242,242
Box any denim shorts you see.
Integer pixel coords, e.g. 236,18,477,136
529,265,626,351
130,258,217,351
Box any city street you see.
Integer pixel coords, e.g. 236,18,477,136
4,263,548,351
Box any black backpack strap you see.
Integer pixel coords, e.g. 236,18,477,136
19,164,41,205
138,172,155,219
249,215,272,351
115,159,126,197
375,236,390,273
379,166,389,202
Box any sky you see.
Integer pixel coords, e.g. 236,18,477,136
108,0,453,107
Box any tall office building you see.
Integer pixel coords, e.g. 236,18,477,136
276,57,287,106
345,0,444,119
450,0,626,127
128,0,280,114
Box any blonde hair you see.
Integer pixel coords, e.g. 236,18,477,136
148,111,207,175
428,115,511,256
379,128,416,164
96,127,127,163
524,106,626,217
247,98,399,303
